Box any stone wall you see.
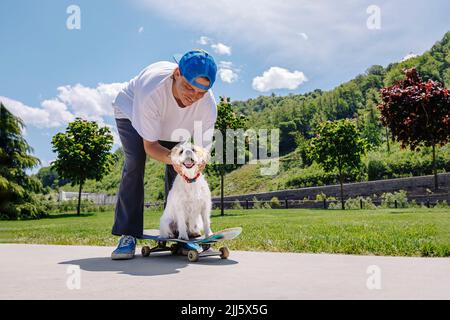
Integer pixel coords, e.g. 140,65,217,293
212,173,450,202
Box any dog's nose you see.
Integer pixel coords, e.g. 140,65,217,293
185,149,193,157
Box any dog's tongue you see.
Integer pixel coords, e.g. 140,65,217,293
184,159,194,168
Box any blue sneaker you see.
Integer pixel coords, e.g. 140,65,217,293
111,235,136,260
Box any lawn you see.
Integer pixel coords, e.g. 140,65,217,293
0,208,449,257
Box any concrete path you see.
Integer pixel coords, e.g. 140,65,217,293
0,244,449,300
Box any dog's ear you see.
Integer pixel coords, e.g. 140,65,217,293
170,143,183,160
195,146,211,164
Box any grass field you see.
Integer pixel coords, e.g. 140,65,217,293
0,208,449,257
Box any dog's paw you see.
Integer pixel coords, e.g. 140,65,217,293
160,231,171,239
178,232,190,241
188,231,202,239
204,229,213,238
160,226,173,239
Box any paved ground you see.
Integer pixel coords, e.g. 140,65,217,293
0,244,449,299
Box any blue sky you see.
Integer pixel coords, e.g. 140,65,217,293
0,0,449,171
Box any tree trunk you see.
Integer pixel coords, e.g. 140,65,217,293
220,169,224,216
385,127,390,153
77,182,83,216
339,173,345,210
432,144,438,191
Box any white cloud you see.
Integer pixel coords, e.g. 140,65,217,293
219,61,234,69
218,68,238,83
211,43,232,56
54,82,126,122
298,32,309,40
39,159,55,168
0,96,73,128
138,26,144,33
105,124,122,147
0,82,126,129
137,0,450,81
401,52,418,62
40,99,76,127
137,0,360,64
252,67,308,92
197,36,232,57
217,61,239,83
197,36,211,45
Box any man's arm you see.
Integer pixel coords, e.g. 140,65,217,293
144,140,187,177
143,140,172,165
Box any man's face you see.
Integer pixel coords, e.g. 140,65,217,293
173,68,209,107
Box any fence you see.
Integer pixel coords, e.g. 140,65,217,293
58,192,450,210
58,191,117,205
138,193,449,210
208,199,444,210
208,194,450,210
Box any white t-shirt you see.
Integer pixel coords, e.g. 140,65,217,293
113,61,217,152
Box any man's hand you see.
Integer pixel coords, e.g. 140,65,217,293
196,160,207,175
172,162,184,176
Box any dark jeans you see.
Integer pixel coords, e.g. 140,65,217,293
112,118,179,238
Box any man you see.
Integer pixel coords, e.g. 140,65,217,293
111,50,218,260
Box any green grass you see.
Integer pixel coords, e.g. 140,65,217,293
1,208,449,257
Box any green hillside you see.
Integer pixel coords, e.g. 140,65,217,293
212,142,450,197
38,31,450,200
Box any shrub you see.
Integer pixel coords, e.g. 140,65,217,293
408,199,421,208
231,200,243,210
0,195,48,220
251,196,272,209
262,201,272,209
366,144,450,181
315,192,327,201
270,197,281,208
45,199,115,214
327,201,342,210
434,200,449,208
252,196,261,209
344,196,377,210
367,159,389,180
381,190,408,208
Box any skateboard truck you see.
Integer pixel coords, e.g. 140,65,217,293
140,228,240,262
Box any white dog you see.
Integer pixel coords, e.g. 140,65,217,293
159,141,213,240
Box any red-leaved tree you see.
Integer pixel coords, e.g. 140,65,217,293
378,68,450,190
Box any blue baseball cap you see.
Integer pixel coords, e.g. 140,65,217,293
173,50,217,91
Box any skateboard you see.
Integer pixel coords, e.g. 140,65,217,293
140,227,242,262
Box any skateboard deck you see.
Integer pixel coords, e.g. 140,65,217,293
142,227,242,243
140,227,242,262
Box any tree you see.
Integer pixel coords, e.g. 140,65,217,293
205,97,248,216
279,120,297,155
308,119,368,210
0,103,44,220
366,65,385,77
357,95,383,150
51,118,116,215
378,68,450,190
35,166,70,189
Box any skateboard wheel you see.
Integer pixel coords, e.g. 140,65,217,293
141,246,151,257
219,247,229,259
187,250,199,262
